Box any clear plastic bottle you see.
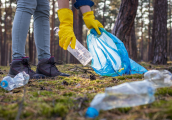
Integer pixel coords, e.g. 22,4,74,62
144,70,172,88
54,27,92,66
85,80,155,118
85,70,172,118
0,71,30,91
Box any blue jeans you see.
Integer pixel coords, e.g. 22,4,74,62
12,0,51,60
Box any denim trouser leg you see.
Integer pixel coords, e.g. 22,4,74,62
34,0,51,60
12,0,51,60
12,0,37,59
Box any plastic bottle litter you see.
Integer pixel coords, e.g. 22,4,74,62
54,27,92,66
85,70,172,118
85,80,155,118
0,71,30,91
144,70,172,88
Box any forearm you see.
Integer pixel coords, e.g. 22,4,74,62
58,0,69,9
80,5,91,14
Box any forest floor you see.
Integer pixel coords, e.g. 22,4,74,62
0,62,172,120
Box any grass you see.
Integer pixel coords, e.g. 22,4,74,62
0,63,172,120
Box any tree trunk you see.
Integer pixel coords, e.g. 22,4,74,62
71,0,77,64
9,0,12,63
78,10,83,44
3,2,7,66
102,0,106,26
152,0,167,64
148,0,152,61
130,24,137,61
170,28,172,60
0,0,2,65
140,0,143,61
112,0,138,52
169,1,172,60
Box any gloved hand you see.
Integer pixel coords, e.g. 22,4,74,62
83,11,103,35
57,8,76,50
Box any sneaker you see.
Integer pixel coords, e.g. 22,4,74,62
36,57,70,77
8,57,46,79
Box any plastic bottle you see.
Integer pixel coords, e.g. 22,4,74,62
85,70,172,118
85,80,155,118
0,71,30,91
54,27,92,66
144,70,172,88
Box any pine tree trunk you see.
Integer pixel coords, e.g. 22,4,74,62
130,24,137,61
112,0,138,52
140,0,143,61
169,1,172,61
102,0,106,26
148,0,152,61
0,0,2,65
170,28,172,60
152,0,167,64
3,2,7,66
78,11,83,44
71,0,77,64
50,0,55,57
9,0,12,63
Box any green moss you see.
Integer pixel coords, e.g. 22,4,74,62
148,100,172,119
0,104,18,119
87,86,94,90
1,64,172,119
116,76,125,80
0,88,7,93
31,91,39,97
72,78,81,82
53,103,69,117
39,103,53,117
90,81,97,85
2,97,12,102
152,100,167,108
40,91,53,96
96,80,102,83
116,107,132,113
63,78,70,81
125,75,133,79
132,74,143,79
63,92,74,96
155,87,172,96
58,76,66,79
57,86,65,89
21,111,33,119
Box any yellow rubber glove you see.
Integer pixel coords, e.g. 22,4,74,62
57,8,76,50
83,11,104,35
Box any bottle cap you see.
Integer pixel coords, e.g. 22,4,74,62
0,80,8,88
85,107,99,118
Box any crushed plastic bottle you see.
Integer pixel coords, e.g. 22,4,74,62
85,80,155,118
0,71,30,91
54,27,92,66
144,70,172,88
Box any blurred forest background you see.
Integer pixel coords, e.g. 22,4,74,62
0,0,170,66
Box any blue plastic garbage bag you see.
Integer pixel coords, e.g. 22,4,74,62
87,28,147,76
